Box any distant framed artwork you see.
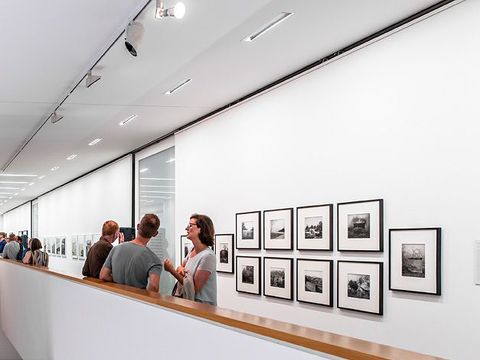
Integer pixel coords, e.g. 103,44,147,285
50,238,55,256
337,199,384,252
215,234,234,273
297,204,333,251
44,238,49,254
55,237,61,255
85,234,93,256
263,257,293,300
389,228,441,295
71,235,78,259
337,261,383,315
78,235,85,260
236,211,261,249
263,208,293,250
180,235,193,261
296,259,333,307
236,256,261,295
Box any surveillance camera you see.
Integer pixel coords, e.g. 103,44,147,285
124,21,144,57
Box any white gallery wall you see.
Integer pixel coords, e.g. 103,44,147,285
38,156,132,275
2,202,31,235
175,2,480,359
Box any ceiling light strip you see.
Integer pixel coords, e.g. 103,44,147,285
119,114,138,127
165,79,191,95
243,12,293,42
88,138,103,146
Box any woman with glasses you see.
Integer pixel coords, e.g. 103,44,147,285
164,213,217,305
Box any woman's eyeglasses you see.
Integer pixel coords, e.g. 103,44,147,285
186,223,198,229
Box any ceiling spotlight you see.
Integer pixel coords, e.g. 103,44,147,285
51,166,60,171
140,168,149,173
155,0,186,19
124,21,144,57
38,175,45,180
88,138,103,146
85,70,101,88
50,111,64,124
119,114,138,127
243,12,293,42
165,78,191,95
66,154,78,161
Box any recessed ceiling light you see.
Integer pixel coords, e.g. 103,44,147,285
66,154,78,161
119,114,138,127
0,187,20,190
165,78,191,95
243,12,293,42
0,193,14,195
0,181,28,184
51,166,60,171
14,193,18,196
29,182,35,186
139,168,149,173
88,138,103,146
0,174,38,177
165,158,175,163
38,175,45,180
21,188,26,191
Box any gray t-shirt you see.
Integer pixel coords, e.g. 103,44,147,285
2,241,20,260
103,242,162,289
185,247,217,305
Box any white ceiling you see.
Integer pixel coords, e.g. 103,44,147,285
0,0,445,213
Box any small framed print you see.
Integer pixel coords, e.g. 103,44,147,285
296,259,333,307
263,208,293,250
337,261,383,315
78,235,85,260
180,235,193,261
44,238,50,254
337,199,384,252
297,204,333,251
215,234,234,273
263,257,293,300
389,228,441,295
71,235,78,259
236,211,261,249
236,256,261,295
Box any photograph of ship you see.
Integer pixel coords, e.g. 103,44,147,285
347,273,370,299
242,265,254,284
304,270,323,293
242,221,254,240
270,219,285,240
347,213,370,238
270,267,285,288
304,216,323,239
402,244,426,278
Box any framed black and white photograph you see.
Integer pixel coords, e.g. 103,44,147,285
337,199,384,252
180,235,193,261
85,234,93,256
215,234,234,273
297,259,333,307
297,204,333,251
78,235,85,260
263,208,293,250
389,228,441,295
55,237,61,255
337,261,383,315
71,235,78,259
236,211,261,249
236,256,261,295
263,257,293,300
50,238,55,256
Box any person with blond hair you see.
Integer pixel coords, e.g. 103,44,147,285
82,220,124,278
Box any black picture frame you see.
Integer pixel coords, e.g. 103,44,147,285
296,259,333,307
389,227,441,295
236,211,261,249
236,256,262,295
296,204,333,251
263,208,293,250
263,257,294,300
215,233,234,274
337,199,384,252
337,260,383,315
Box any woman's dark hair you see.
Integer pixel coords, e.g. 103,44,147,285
30,238,42,252
190,213,215,247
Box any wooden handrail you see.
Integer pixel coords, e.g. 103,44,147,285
0,259,444,360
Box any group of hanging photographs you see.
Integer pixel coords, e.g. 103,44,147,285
230,199,442,316
43,234,100,260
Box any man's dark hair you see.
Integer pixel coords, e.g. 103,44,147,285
190,213,215,247
138,214,160,238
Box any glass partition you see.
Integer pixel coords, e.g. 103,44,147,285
137,146,175,295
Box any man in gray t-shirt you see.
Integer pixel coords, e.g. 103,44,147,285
2,234,20,260
100,214,162,292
